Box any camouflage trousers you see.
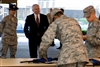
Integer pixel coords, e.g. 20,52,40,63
58,62,87,67
1,44,17,59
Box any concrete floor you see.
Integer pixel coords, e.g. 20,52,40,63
0,33,60,58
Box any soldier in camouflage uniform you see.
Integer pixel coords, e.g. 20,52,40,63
83,6,100,59
39,8,89,67
0,4,18,59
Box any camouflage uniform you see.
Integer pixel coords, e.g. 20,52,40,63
47,13,52,24
83,6,100,59
39,15,89,66
85,19,100,58
0,15,18,58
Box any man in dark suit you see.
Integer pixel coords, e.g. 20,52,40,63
24,4,49,58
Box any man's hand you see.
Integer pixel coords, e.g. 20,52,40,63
39,49,48,62
43,56,48,62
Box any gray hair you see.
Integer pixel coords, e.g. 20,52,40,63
32,4,39,10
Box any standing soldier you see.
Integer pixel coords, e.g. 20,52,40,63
0,4,18,59
83,5,100,59
47,8,52,24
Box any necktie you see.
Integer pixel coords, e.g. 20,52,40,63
36,15,39,27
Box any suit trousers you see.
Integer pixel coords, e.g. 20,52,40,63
28,36,41,58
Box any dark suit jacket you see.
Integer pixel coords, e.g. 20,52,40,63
24,13,49,39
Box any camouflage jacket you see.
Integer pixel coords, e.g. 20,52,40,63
39,15,89,65
85,19,100,59
47,13,52,24
0,15,18,45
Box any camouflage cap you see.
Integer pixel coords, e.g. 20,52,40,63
51,8,62,21
83,5,95,17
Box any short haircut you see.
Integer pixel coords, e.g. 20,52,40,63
32,4,39,10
